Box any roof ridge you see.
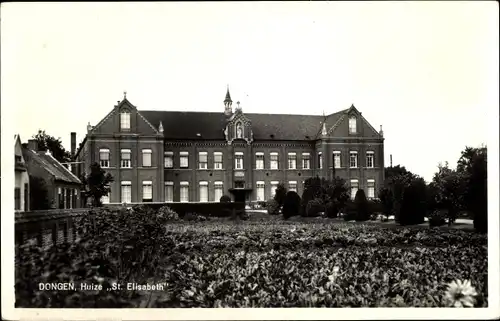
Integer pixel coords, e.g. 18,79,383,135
45,152,82,183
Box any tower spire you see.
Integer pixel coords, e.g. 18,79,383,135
224,85,233,116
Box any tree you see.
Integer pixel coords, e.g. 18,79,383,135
81,163,114,207
385,165,412,181
33,130,72,164
378,187,393,220
274,183,287,208
29,175,50,210
461,147,487,233
430,162,467,225
354,189,370,221
282,191,301,219
399,177,427,225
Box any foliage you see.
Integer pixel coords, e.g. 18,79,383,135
430,162,467,225
220,195,231,203
15,207,488,308
463,148,487,233
325,201,338,218
301,176,349,218
385,165,414,181
378,187,393,218
399,177,427,226
80,163,114,207
157,206,180,221
282,191,301,219
354,189,370,221
273,183,287,207
324,177,350,212
428,210,447,227
32,130,72,164
266,199,280,215
306,198,325,217
29,175,51,210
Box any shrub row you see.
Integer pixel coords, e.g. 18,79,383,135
105,202,245,218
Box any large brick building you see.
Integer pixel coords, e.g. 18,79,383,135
74,88,385,204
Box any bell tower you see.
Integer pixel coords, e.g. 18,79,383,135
224,85,233,116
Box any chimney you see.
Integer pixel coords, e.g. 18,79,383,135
390,154,393,167
27,139,38,152
71,132,76,157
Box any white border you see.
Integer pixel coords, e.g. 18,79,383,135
2,5,499,321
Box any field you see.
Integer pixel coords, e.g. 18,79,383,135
15,208,488,308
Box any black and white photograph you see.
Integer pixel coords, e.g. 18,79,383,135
1,1,499,320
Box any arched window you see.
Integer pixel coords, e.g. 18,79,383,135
236,122,243,138
348,116,357,134
120,110,131,131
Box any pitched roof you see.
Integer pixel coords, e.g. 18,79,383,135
139,109,347,141
22,148,81,184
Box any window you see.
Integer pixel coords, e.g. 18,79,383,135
24,183,29,211
142,181,153,202
58,187,63,209
318,152,323,169
367,179,375,199
69,189,73,209
349,116,357,134
180,182,189,202
270,181,279,198
120,110,131,130
198,152,208,169
302,153,310,169
14,188,21,210
73,189,78,209
255,152,264,169
270,152,279,169
214,152,223,169
99,149,110,168
180,151,189,168
121,181,132,203
214,182,224,202
235,152,244,170
142,149,152,167
121,149,131,168
350,179,359,200
256,181,265,201
288,152,297,169
101,190,110,204
333,151,341,168
366,151,374,168
164,182,174,202
15,155,22,163
199,181,208,202
349,151,358,168
289,181,297,193
164,151,173,168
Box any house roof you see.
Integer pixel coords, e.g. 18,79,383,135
22,148,82,184
139,109,348,141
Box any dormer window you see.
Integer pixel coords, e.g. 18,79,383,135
236,122,243,139
349,116,357,134
120,110,131,131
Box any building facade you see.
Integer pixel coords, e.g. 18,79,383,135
14,135,30,212
74,89,385,204
23,140,83,209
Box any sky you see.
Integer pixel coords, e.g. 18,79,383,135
2,1,498,182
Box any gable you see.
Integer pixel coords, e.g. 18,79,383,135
328,105,381,138
91,98,160,136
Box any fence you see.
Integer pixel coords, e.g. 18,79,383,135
15,208,91,254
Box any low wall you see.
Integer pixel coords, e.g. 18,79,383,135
15,208,92,258
104,202,246,217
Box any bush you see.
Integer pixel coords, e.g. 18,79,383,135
354,189,370,221
266,199,280,215
282,191,301,219
325,201,339,218
429,210,446,227
306,198,324,217
399,179,427,225
257,200,267,208
220,195,231,203
274,183,287,207
343,212,356,221
157,206,180,221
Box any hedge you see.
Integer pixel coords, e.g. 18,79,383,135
105,202,245,218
